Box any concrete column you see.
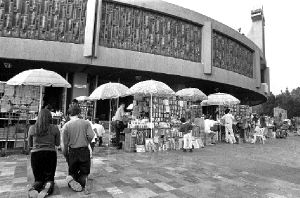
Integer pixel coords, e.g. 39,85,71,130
264,67,270,93
93,75,99,119
93,0,103,58
202,21,212,74
83,0,97,57
63,73,69,115
254,50,261,88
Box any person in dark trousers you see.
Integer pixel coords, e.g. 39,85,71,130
114,103,125,149
28,109,60,198
62,105,95,192
179,117,194,152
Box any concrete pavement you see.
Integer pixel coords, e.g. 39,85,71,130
1,135,300,198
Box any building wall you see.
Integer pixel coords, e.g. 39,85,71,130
0,0,268,103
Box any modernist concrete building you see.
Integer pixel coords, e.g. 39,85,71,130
0,0,270,118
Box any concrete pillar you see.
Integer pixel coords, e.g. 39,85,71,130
202,21,212,74
93,75,99,119
63,73,69,115
254,50,261,88
83,0,97,57
94,0,103,58
264,67,270,93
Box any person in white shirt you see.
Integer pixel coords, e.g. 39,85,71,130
93,118,105,147
114,103,125,149
87,119,96,158
204,115,218,145
221,108,236,144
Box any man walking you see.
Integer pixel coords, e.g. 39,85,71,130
62,105,95,192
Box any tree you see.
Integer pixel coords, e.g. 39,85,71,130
258,87,300,118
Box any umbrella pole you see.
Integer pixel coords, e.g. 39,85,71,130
150,93,153,138
108,99,111,147
39,85,43,112
218,105,221,142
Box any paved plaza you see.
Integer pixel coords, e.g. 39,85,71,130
1,135,300,198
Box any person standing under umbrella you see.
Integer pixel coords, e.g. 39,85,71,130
114,103,125,149
62,105,95,192
28,109,60,198
179,117,194,152
221,108,236,144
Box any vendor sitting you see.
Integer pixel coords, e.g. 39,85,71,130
204,115,218,145
179,117,193,152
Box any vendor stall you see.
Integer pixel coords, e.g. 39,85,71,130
0,81,40,153
0,69,71,155
125,82,205,152
75,96,94,120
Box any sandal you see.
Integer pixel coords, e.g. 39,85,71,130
66,176,82,192
28,188,39,198
37,182,51,198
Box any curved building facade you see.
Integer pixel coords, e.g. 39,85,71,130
0,0,270,115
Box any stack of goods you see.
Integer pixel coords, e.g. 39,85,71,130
128,119,153,129
186,101,202,121
0,83,40,117
124,130,136,152
135,129,151,153
78,101,94,120
152,97,172,123
169,97,186,120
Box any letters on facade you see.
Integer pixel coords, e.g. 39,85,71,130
213,31,254,78
0,0,87,44
99,1,202,62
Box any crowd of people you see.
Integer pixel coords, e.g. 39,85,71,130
26,101,294,197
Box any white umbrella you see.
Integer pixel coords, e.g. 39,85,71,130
89,82,129,146
204,93,240,142
75,96,92,102
6,68,71,111
200,99,209,106
128,80,175,97
176,88,207,101
90,82,129,100
127,103,133,110
207,92,240,106
128,80,175,135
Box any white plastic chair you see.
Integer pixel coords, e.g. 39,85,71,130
255,128,266,144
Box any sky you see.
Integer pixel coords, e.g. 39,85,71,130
165,0,300,95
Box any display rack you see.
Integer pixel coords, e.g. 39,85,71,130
78,101,94,120
0,82,39,155
0,106,34,155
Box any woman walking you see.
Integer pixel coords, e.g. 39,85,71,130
28,109,60,198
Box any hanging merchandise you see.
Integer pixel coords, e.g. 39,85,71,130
0,82,41,153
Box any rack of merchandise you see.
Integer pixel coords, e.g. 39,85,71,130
0,82,39,154
126,95,203,152
78,100,94,120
